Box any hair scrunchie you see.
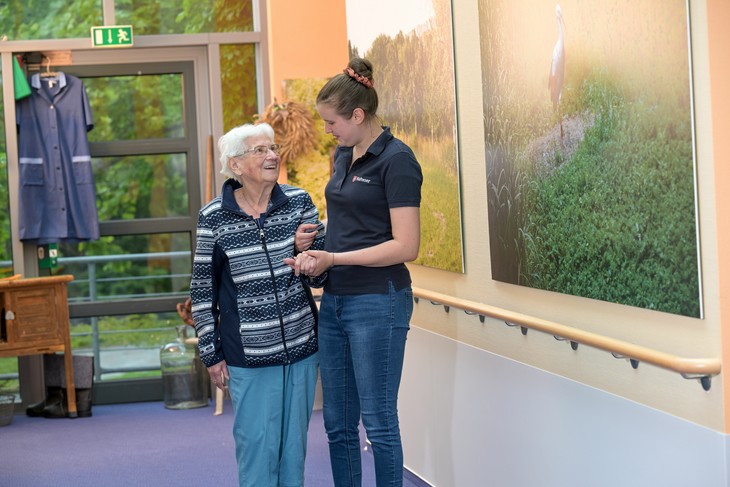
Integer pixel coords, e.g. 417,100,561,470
343,67,374,89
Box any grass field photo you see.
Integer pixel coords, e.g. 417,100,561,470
479,0,701,317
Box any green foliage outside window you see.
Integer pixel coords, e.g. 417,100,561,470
70,313,181,351
0,63,15,389
49,71,192,302
0,64,11,277
0,0,252,40
221,43,258,132
86,74,184,142
115,0,253,35
0,0,102,41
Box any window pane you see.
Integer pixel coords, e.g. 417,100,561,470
0,358,18,394
115,0,253,35
221,44,258,131
0,0,103,40
84,74,184,141
0,53,17,390
52,233,191,303
93,154,189,220
0,59,14,277
71,312,182,381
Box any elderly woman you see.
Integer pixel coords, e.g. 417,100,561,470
190,123,325,487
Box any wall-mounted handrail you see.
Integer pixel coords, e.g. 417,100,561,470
412,287,721,391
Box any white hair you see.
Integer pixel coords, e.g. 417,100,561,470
218,123,276,179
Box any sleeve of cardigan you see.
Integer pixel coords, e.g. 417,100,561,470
190,208,224,367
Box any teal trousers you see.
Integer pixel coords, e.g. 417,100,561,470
228,352,319,487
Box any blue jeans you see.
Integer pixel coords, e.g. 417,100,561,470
228,353,319,487
319,282,413,487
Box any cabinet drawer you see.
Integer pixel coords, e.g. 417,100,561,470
6,287,61,344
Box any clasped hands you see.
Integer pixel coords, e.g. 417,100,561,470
284,249,332,277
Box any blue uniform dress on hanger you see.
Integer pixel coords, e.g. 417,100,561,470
16,72,99,244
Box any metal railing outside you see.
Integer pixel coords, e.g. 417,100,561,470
0,252,192,382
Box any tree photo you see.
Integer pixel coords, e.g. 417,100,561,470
346,0,464,273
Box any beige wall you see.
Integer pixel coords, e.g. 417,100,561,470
267,0,348,104
708,0,730,430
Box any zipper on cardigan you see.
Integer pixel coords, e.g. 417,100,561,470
256,219,292,363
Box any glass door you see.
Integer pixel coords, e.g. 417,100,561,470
49,60,201,403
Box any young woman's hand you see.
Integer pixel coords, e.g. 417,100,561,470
284,250,332,277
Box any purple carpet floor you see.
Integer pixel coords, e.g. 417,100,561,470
0,400,427,486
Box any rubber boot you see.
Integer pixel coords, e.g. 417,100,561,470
76,388,93,418
26,386,63,417
41,387,93,418
41,387,68,418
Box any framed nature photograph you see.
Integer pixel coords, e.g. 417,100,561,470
479,0,701,317
346,0,464,273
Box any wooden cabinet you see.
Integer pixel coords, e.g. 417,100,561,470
0,275,77,417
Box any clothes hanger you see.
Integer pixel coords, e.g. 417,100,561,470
39,56,60,78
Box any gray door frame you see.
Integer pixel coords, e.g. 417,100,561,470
7,47,215,405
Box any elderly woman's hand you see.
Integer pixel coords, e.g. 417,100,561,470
294,223,319,252
207,360,229,391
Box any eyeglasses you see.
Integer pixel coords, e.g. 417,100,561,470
235,144,281,157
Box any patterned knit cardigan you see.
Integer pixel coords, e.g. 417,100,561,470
190,179,325,368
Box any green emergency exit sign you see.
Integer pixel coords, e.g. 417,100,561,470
91,26,134,48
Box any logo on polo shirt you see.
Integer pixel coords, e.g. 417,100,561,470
352,175,371,183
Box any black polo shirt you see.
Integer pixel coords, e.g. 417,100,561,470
324,127,423,294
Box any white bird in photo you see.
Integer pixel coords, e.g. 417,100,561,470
549,4,566,138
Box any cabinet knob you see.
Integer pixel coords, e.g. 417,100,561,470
5,310,14,320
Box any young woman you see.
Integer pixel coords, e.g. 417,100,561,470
289,57,423,486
